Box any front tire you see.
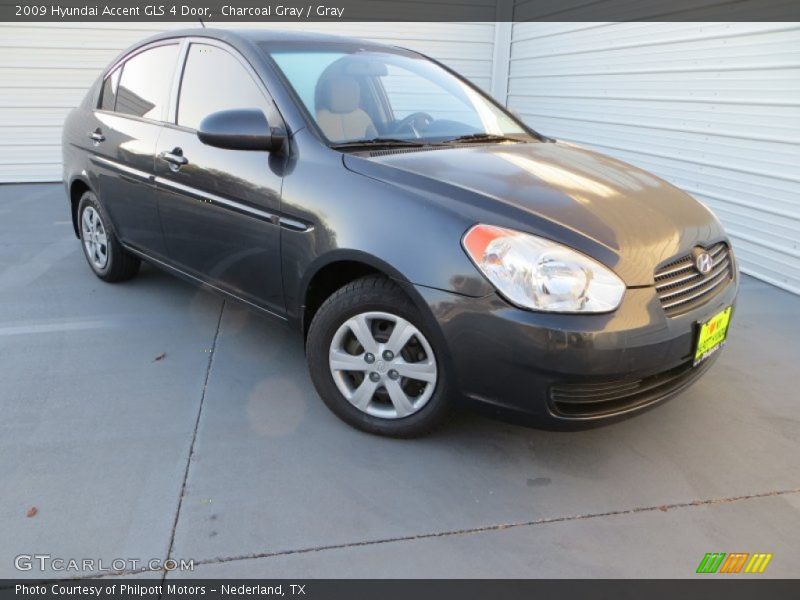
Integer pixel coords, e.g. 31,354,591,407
307,275,451,437
78,191,140,282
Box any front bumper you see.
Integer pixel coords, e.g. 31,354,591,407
414,272,738,428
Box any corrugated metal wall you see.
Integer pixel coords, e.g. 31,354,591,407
2,19,799,295
507,22,800,295
0,21,496,183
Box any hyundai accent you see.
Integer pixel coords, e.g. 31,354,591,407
62,29,738,436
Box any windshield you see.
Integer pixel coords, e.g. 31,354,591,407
263,43,534,146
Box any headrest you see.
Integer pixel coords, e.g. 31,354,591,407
319,75,361,114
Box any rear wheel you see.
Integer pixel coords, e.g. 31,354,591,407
307,275,451,437
78,191,140,282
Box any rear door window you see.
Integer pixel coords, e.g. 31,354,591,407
116,44,179,121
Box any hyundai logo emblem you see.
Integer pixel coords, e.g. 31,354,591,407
695,251,713,275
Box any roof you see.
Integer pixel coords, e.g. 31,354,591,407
102,28,407,79
146,27,395,48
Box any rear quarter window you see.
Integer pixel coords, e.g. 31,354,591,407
98,68,121,111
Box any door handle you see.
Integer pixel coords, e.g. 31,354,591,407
89,129,105,143
160,148,188,171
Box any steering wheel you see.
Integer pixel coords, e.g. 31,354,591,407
391,112,434,138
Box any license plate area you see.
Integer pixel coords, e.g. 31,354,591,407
694,306,732,366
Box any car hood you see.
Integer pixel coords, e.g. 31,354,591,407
343,141,726,286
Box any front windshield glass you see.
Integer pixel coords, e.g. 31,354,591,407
263,43,533,146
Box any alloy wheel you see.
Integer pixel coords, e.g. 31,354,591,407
328,311,437,419
81,206,109,270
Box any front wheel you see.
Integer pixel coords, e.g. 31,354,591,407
307,275,451,437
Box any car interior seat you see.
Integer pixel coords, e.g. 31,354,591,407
315,75,378,142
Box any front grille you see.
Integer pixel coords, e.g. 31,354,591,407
549,359,710,418
655,242,733,316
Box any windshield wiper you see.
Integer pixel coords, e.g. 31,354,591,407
331,138,427,149
443,133,526,144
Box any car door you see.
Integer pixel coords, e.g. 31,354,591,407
89,42,179,259
154,41,285,316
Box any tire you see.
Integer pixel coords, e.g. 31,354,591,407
307,275,451,438
77,191,140,282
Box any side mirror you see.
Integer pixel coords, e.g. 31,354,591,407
197,109,282,152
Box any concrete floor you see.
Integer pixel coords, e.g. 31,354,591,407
1,183,799,579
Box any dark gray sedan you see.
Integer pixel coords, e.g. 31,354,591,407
62,29,738,437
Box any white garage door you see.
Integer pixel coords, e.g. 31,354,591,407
0,21,496,183
507,22,800,295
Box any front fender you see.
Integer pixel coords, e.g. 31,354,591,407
280,129,496,320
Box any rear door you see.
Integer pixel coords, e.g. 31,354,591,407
89,42,180,259
154,41,286,315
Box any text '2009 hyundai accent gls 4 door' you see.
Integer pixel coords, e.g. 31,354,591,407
62,29,738,437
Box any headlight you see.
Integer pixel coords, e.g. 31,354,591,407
462,224,625,313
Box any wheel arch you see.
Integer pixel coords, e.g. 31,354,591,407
299,250,434,341
68,176,93,238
